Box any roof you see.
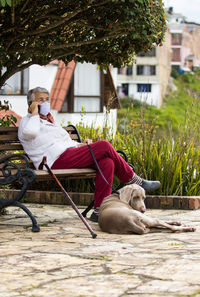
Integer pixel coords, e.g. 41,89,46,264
50,61,121,112
0,109,21,126
50,60,76,111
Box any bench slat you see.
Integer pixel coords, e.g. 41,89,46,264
0,135,19,141
36,168,96,179
0,127,18,132
0,168,96,180
0,144,23,151
0,126,75,133
69,134,79,141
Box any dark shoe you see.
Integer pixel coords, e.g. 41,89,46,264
89,210,99,222
141,179,161,192
128,173,161,192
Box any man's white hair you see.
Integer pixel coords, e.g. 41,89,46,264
27,87,49,106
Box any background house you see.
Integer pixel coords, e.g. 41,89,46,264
117,29,171,108
0,61,120,133
167,8,200,71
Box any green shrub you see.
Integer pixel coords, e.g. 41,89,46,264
181,73,195,84
0,100,17,126
171,69,179,79
120,96,149,109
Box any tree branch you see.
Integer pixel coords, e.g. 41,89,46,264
45,31,126,50
19,0,32,14
0,60,34,87
8,30,126,55
17,0,111,36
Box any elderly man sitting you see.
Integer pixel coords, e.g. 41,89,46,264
18,87,161,222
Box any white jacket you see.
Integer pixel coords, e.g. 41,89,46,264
18,114,78,169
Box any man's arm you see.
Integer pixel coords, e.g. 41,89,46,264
18,103,41,140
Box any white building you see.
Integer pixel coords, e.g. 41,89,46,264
117,30,171,108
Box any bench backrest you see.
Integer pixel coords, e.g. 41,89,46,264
0,125,81,167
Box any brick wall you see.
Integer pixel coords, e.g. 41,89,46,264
1,189,200,210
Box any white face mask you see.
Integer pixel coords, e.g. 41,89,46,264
40,101,50,116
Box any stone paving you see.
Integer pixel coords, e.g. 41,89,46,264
0,204,200,297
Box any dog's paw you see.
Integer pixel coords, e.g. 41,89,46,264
143,227,150,234
167,221,182,226
183,226,196,232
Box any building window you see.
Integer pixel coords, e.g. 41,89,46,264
137,65,156,76
188,27,193,33
118,66,132,75
172,65,180,72
0,68,29,95
172,48,181,62
126,67,133,76
118,67,125,75
137,84,152,93
171,33,182,45
137,48,156,57
121,83,129,96
61,63,103,113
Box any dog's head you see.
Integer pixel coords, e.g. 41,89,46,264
119,184,146,213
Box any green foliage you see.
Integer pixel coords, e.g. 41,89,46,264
0,100,17,126
0,0,11,7
120,96,150,109
181,73,195,84
171,69,179,79
113,127,200,196
0,0,166,88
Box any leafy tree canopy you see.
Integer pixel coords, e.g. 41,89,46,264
0,0,166,88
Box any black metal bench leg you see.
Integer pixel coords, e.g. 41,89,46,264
81,200,94,217
81,178,95,217
12,201,40,232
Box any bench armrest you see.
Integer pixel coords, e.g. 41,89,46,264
0,154,36,207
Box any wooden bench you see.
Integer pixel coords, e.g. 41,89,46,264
0,125,97,232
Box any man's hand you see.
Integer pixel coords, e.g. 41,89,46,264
28,102,40,116
77,139,93,147
83,139,93,145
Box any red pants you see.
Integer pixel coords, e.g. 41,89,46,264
51,140,134,208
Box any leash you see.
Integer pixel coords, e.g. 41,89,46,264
88,144,119,195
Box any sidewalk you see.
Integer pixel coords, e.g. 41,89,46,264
0,204,200,297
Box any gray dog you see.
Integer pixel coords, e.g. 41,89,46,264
98,184,196,234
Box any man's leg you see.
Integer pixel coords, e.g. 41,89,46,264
93,157,115,208
89,157,115,222
52,140,133,183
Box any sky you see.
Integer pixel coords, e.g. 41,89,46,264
163,0,200,23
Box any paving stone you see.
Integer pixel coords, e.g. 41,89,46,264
0,204,200,297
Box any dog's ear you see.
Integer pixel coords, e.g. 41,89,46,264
118,185,133,204
129,188,138,206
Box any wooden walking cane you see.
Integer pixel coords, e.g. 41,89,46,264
40,156,97,239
